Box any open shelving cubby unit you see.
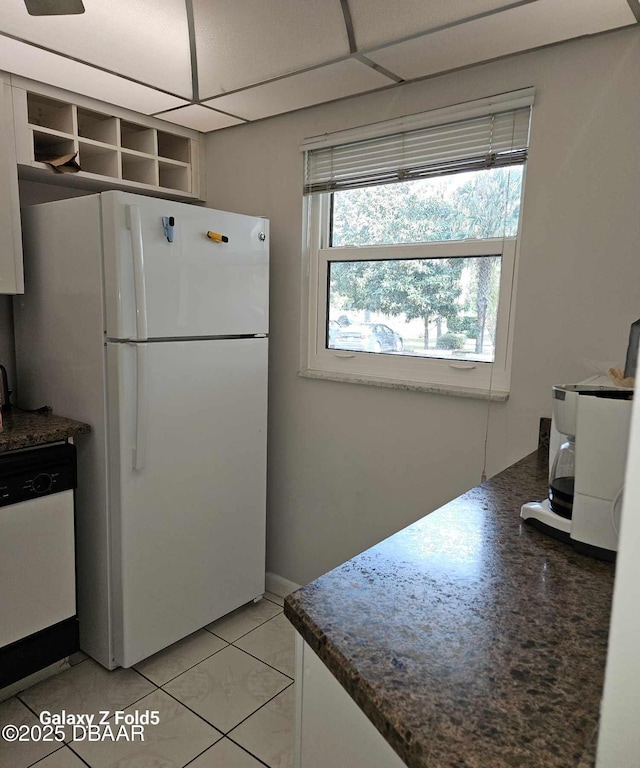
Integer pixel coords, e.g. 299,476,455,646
157,130,191,193
16,87,199,198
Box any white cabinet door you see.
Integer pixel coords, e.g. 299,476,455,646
296,635,407,768
0,76,23,294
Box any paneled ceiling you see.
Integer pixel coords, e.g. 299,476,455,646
0,0,637,132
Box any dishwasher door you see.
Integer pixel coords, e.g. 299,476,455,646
0,489,76,647
0,442,77,659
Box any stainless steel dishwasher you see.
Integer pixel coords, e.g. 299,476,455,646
0,442,79,688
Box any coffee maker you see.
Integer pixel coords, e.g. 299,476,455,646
521,384,633,560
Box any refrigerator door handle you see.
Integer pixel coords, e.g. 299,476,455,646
127,205,148,342
132,344,148,471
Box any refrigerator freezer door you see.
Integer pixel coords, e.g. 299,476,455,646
102,191,269,341
106,338,268,667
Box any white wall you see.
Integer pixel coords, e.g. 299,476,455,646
206,28,640,586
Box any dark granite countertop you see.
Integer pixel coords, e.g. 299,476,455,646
285,449,614,768
0,409,90,452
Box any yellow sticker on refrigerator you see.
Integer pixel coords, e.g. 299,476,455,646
206,231,229,243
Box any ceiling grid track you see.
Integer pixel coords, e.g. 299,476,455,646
183,52,376,101
0,28,187,102
339,0,357,53
357,0,541,58
153,101,246,123
354,53,404,83
626,0,640,22
184,0,199,102
339,0,403,83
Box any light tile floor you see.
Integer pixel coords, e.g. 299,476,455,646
0,593,295,768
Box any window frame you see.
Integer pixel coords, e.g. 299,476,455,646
301,191,522,400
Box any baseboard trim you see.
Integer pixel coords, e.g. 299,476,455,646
266,571,302,598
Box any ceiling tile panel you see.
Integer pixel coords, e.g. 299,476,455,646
367,0,636,80
0,0,192,98
155,105,245,133
0,36,189,113
194,0,351,99
202,59,393,123
349,0,519,51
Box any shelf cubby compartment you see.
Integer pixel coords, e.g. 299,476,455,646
157,131,190,163
158,160,190,192
120,122,156,154
77,107,117,145
27,93,74,134
121,152,157,186
78,142,119,178
33,131,76,163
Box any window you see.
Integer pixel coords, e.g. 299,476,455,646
301,90,533,399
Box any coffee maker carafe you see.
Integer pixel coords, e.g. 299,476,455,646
549,433,575,519
521,384,633,560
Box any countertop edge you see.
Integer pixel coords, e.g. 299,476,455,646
0,410,91,453
284,598,420,764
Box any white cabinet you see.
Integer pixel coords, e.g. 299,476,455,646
11,77,203,201
0,74,24,294
294,634,407,768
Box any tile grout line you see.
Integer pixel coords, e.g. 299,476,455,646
27,742,91,768
16,655,150,715
140,620,295,745
229,642,295,682
160,677,294,740
205,607,284,644
182,735,272,768
134,639,230,688
14,693,75,768
222,736,274,768
226,679,295,737
61,686,162,749
16,676,161,752
263,595,285,608
160,686,228,737
66,739,103,767
15,694,42,718
23,743,66,768
62,684,221,767
149,646,293,738
180,736,226,768
68,751,92,768
148,638,291,692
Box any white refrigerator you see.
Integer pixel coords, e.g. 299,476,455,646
14,190,269,669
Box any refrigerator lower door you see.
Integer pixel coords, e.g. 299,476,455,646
106,337,268,667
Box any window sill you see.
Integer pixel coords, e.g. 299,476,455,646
298,368,510,401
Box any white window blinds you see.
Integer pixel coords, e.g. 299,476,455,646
304,103,531,195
